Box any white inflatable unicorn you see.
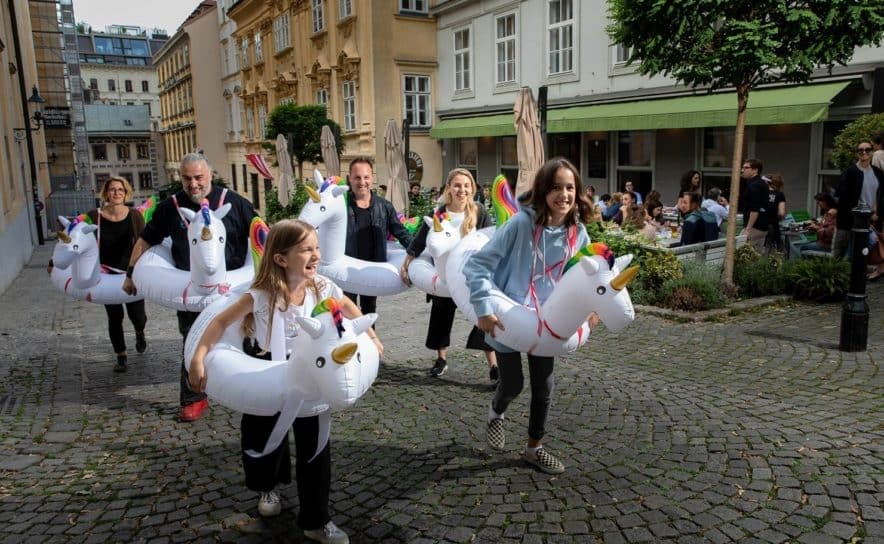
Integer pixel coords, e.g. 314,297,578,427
184,289,379,458
405,215,462,298
133,199,258,311
50,215,144,305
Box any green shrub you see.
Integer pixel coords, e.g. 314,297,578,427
733,249,787,298
831,113,884,170
782,257,849,301
658,261,728,311
265,182,310,224
637,249,683,292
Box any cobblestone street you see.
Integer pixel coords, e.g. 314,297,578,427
1,244,882,543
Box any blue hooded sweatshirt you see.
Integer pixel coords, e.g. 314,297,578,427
464,206,589,352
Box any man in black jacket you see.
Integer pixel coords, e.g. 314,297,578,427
739,158,768,252
344,157,413,315
123,153,257,422
832,140,884,258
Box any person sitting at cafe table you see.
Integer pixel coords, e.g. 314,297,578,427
701,187,729,226
611,191,637,225
645,200,669,231
603,192,622,221
799,192,837,256
676,192,718,246
622,204,658,242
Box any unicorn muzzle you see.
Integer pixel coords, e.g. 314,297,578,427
331,343,358,364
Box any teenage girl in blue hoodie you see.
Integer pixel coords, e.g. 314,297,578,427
464,157,596,474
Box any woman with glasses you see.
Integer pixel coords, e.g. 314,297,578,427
833,140,884,260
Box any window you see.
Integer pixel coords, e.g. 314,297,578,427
138,172,152,190
245,107,254,140
312,0,325,33
399,0,427,14
136,143,150,160
457,138,478,181
254,32,263,64
495,13,517,85
223,47,231,74
143,101,151,116
316,89,328,109
454,28,471,92
616,130,654,195
339,0,352,18
89,78,98,90
108,79,116,91
125,80,133,92
274,13,290,52
95,173,110,187
141,80,149,92
342,81,356,132
92,144,107,161
614,43,632,65
257,103,267,140
547,0,574,75
241,37,250,68
499,136,518,185
117,143,130,160
403,75,431,128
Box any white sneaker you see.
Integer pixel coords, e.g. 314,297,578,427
257,490,281,517
304,521,349,544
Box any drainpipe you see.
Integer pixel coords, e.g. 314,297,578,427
8,0,45,244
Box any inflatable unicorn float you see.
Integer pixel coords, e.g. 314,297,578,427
425,175,639,356
299,170,410,296
185,288,379,458
49,197,158,305
133,200,268,311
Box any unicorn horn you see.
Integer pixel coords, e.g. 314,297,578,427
610,265,639,291
433,215,443,232
331,342,357,364
305,185,321,203
57,231,71,243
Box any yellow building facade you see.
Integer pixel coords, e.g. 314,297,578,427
228,0,441,210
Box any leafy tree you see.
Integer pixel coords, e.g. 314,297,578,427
608,1,884,285
264,104,344,183
264,183,311,224
831,112,884,170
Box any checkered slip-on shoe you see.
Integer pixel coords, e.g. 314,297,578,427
486,417,505,451
522,447,565,474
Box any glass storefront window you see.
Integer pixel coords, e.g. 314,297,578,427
618,130,652,167
458,138,477,167
820,120,849,171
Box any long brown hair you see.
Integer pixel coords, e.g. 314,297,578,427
440,168,478,236
247,219,325,344
520,157,592,226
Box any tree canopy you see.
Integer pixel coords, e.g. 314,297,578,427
264,103,343,179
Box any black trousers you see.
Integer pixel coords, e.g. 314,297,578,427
344,292,376,318
103,300,147,354
424,296,492,352
177,311,207,406
241,412,331,531
492,351,555,441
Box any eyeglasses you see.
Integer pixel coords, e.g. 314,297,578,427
741,166,753,170
857,147,873,154
107,188,126,193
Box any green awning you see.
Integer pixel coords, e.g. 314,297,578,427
429,113,515,139
430,82,850,139
548,81,849,133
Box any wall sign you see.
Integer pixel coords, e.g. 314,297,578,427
407,150,423,182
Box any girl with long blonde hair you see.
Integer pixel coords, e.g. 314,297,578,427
189,219,380,542
400,169,499,381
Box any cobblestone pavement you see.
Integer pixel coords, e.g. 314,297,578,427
0,244,882,544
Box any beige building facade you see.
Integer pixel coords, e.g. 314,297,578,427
227,0,442,212
155,1,226,184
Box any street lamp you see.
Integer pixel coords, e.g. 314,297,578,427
13,86,45,141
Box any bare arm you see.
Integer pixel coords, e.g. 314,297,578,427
189,293,254,392
122,238,152,295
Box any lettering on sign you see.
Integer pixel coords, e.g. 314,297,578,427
407,151,423,182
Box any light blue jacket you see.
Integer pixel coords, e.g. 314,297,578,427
464,206,589,351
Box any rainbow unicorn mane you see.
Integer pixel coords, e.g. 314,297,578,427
311,297,346,338
68,213,94,233
135,195,158,224
319,175,347,194
491,174,518,227
249,217,270,269
397,213,422,236
564,243,615,274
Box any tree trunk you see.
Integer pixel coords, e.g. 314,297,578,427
722,86,750,286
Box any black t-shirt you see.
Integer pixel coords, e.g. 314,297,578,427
743,177,769,231
99,212,136,271
353,205,376,261
140,186,256,271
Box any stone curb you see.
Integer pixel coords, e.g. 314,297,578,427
636,294,793,322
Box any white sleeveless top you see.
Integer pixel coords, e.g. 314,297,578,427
248,275,343,352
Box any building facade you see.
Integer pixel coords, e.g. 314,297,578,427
154,1,225,184
218,0,247,200
227,0,442,212
85,104,158,202
431,0,884,214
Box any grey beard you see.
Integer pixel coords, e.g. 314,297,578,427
188,192,206,204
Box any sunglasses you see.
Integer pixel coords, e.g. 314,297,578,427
857,147,873,153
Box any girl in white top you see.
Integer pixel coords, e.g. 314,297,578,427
189,219,382,544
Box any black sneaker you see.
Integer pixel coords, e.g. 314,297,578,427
429,357,447,377
114,355,127,373
489,365,499,383
523,447,565,474
486,417,505,451
135,331,147,354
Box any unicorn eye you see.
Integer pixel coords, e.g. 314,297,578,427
445,232,451,238
191,238,197,246
320,205,326,212
315,356,326,368
218,236,224,244
597,286,606,295
356,352,361,363
73,244,79,250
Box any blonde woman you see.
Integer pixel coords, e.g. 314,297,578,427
401,169,498,381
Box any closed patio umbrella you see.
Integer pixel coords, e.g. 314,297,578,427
275,134,295,207
384,119,409,214
514,87,545,197
320,125,340,177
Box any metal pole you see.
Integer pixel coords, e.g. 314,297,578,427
839,203,871,351
537,85,548,151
